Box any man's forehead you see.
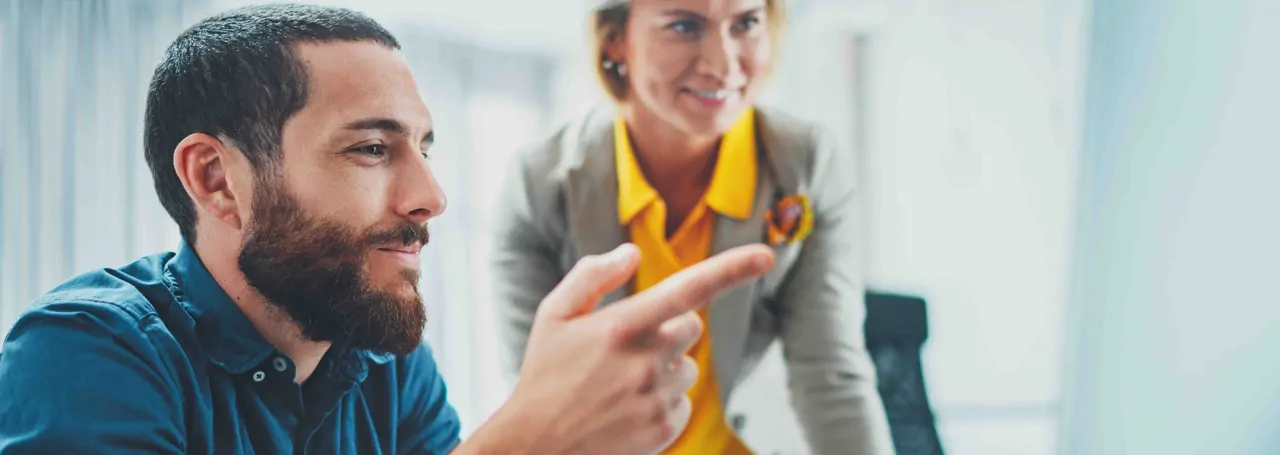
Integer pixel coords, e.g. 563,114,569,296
293,41,432,130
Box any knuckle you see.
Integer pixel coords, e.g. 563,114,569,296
679,277,710,298
603,320,632,348
633,331,658,350
659,326,693,353
680,356,698,383
694,279,723,302
664,355,682,376
646,395,669,423
632,358,661,392
574,254,603,271
687,312,704,332
677,313,702,339
651,418,676,444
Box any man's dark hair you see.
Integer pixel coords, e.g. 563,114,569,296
144,4,400,245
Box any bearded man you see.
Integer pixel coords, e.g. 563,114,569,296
0,4,774,455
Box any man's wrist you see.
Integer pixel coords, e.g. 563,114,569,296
452,397,551,455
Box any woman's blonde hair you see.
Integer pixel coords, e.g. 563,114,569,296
590,0,787,102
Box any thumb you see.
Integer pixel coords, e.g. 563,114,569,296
536,243,641,322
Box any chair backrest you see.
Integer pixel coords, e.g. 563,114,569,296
865,291,946,455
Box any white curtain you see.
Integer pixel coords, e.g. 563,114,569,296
0,0,210,339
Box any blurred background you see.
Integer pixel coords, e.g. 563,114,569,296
1,0,1277,454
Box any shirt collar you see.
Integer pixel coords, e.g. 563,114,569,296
704,108,758,220
614,108,758,225
164,241,394,378
165,241,275,374
329,345,396,383
614,116,659,225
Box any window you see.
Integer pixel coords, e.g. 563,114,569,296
446,93,541,436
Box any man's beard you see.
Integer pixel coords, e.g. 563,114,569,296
237,178,429,356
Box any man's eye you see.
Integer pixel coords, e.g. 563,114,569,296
668,20,700,37
353,144,387,157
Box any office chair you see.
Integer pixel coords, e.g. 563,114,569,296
865,291,945,455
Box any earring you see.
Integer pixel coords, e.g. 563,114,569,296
603,59,627,78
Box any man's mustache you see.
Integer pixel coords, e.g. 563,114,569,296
364,222,430,248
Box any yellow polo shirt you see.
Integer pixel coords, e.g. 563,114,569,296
614,108,757,455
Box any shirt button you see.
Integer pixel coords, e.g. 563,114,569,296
273,357,288,372
252,371,266,382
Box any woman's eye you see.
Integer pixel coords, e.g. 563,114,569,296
733,16,761,33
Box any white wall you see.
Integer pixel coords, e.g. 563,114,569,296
727,0,1090,453
1061,0,1280,453
276,0,585,53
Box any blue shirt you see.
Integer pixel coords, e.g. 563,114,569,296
0,243,462,454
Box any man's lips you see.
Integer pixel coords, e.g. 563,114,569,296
377,243,422,254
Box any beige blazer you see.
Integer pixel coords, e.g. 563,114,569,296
489,104,895,455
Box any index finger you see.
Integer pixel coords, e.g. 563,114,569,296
599,244,775,339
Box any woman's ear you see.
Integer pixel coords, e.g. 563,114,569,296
604,34,628,64
171,133,244,231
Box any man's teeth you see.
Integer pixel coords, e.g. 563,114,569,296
688,89,731,100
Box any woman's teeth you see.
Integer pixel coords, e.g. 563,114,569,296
687,89,731,100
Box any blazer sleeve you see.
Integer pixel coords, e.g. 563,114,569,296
775,128,896,455
489,146,566,385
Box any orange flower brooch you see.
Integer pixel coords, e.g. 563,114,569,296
765,193,814,246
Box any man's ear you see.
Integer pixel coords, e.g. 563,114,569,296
172,133,246,231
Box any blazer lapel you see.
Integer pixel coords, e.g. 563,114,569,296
564,107,630,308
707,155,775,402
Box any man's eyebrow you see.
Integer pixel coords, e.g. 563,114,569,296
343,117,433,144
344,117,407,134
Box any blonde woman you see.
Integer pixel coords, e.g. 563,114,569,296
491,0,894,453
